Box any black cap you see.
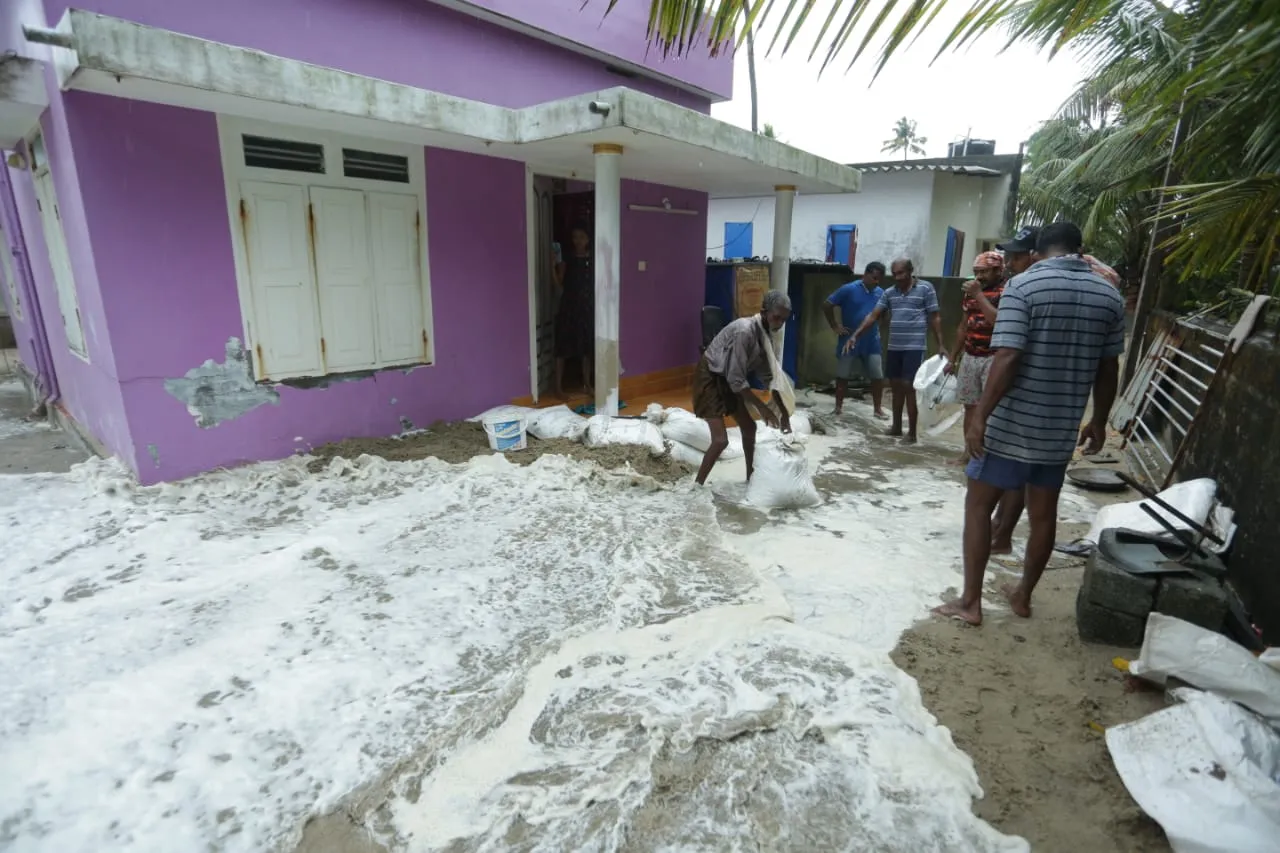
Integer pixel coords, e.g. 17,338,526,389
997,225,1040,254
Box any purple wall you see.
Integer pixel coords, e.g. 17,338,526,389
42,0,716,112
68,95,530,482
618,179,707,375
462,0,732,99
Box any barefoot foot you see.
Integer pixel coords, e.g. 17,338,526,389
933,599,983,626
990,540,1013,556
1001,583,1032,618
874,410,890,420
903,433,918,444
884,427,903,437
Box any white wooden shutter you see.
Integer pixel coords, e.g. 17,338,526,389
32,170,85,355
309,187,377,371
239,181,321,378
367,192,425,365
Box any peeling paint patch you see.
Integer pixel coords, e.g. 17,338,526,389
164,339,279,428
398,416,415,432
146,444,161,468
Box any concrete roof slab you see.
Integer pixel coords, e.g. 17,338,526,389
40,10,859,197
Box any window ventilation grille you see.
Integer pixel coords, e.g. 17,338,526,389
242,135,325,173
343,148,410,183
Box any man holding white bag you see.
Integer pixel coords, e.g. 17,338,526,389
692,290,794,485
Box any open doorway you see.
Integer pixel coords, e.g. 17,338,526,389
531,175,595,401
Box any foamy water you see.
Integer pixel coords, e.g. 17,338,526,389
0,403,1029,852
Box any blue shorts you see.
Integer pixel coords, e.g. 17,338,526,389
966,451,1068,491
837,352,884,381
886,349,925,381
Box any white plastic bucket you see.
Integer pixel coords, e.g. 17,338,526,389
482,414,527,452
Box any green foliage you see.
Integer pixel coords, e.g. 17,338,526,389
881,117,928,160
613,0,1280,297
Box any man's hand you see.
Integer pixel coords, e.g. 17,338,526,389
1078,421,1107,456
944,357,958,376
833,323,851,337
757,404,780,429
961,279,980,298
780,411,792,434
842,334,859,355
964,416,987,460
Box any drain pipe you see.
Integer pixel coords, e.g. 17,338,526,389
22,26,76,49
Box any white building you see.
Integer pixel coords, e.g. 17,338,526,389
707,154,1021,278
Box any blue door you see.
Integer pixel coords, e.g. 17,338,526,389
723,222,753,259
826,224,856,265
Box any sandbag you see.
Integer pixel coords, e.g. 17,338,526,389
667,441,706,468
527,405,588,442
467,404,536,424
584,415,666,456
745,434,820,509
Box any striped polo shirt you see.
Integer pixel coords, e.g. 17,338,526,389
985,257,1127,465
877,280,939,351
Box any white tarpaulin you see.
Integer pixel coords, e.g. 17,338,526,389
1129,614,1280,725
1107,688,1280,853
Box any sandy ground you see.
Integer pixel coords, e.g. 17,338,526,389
0,372,89,475
876,388,1173,853
307,421,692,484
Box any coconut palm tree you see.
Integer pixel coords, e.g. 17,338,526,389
882,117,928,160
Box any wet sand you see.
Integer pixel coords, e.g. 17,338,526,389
306,420,691,484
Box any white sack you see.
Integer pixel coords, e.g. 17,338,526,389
657,408,744,459
1086,478,1236,553
789,410,814,436
1128,613,1280,725
1107,688,1280,853
584,416,666,456
667,441,706,468
746,433,820,509
467,404,536,424
526,406,588,442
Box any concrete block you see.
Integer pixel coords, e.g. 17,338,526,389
1156,575,1228,632
1080,549,1158,618
1076,585,1148,647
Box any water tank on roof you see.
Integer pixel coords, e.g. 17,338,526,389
948,139,996,157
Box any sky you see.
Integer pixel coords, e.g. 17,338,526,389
708,3,1090,164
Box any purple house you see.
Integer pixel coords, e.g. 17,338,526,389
0,0,860,483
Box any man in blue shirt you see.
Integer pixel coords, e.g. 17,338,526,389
822,261,887,418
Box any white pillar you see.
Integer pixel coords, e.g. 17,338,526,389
770,184,796,361
593,143,623,417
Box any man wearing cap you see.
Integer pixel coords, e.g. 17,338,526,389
945,251,1005,463
935,222,1125,626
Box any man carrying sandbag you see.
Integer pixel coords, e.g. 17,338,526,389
692,290,794,485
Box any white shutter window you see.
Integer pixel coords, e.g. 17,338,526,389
309,187,378,371
239,181,322,378
32,167,85,355
367,192,424,365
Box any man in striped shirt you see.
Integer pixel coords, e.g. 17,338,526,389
845,258,943,442
935,222,1126,626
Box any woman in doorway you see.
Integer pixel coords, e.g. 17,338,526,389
552,225,595,397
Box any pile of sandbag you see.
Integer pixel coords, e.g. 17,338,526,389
644,404,814,466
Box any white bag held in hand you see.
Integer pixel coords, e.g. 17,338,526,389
746,433,820,509
913,354,957,407
527,406,588,442
584,415,666,456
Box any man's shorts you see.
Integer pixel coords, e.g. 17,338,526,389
966,451,1068,491
885,349,925,381
956,353,993,406
836,352,884,381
